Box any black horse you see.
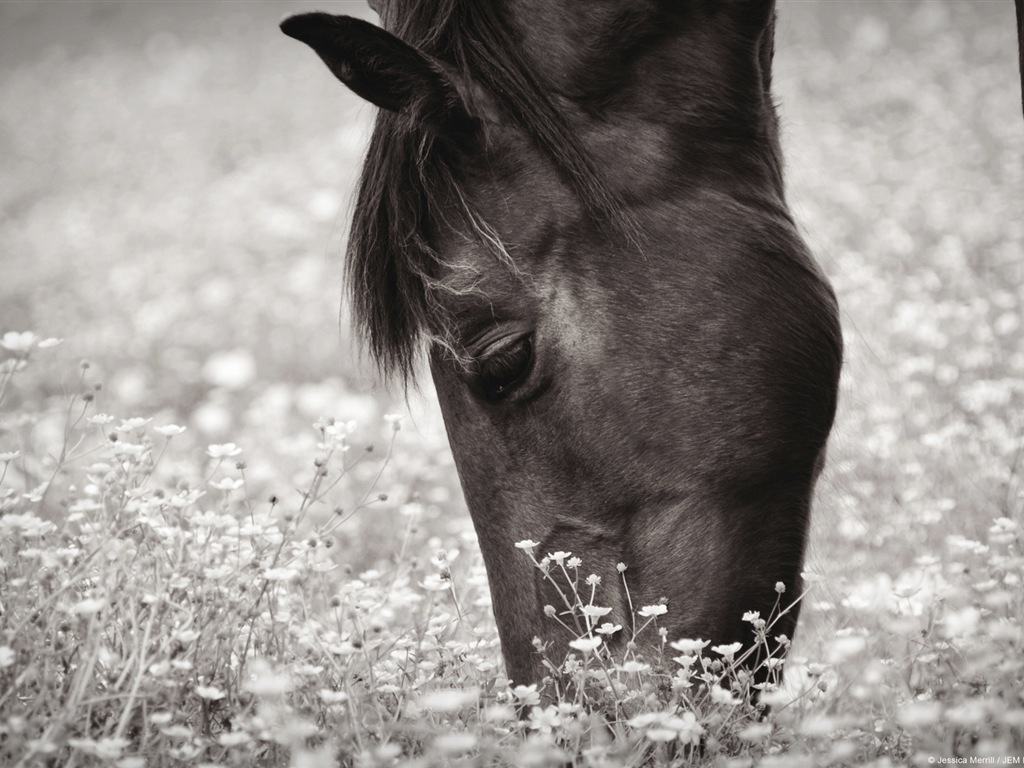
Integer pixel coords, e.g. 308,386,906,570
281,0,1024,686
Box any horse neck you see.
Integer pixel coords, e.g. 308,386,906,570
507,3,788,208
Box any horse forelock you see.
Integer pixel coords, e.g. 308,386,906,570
347,0,637,383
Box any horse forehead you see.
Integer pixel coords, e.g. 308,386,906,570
537,268,611,356
585,118,675,196
435,227,609,314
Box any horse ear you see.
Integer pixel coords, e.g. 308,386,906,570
281,13,481,134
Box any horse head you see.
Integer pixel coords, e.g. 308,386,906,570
282,0,843,686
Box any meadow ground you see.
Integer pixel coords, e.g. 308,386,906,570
1,1,1023,765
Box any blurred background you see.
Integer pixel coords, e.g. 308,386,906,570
1,1,1022,619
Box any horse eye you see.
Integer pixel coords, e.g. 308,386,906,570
477,335,534,401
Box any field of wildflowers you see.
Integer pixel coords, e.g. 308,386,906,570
2,1,1023,765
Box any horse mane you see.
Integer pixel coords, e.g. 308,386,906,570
346,0,634,382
